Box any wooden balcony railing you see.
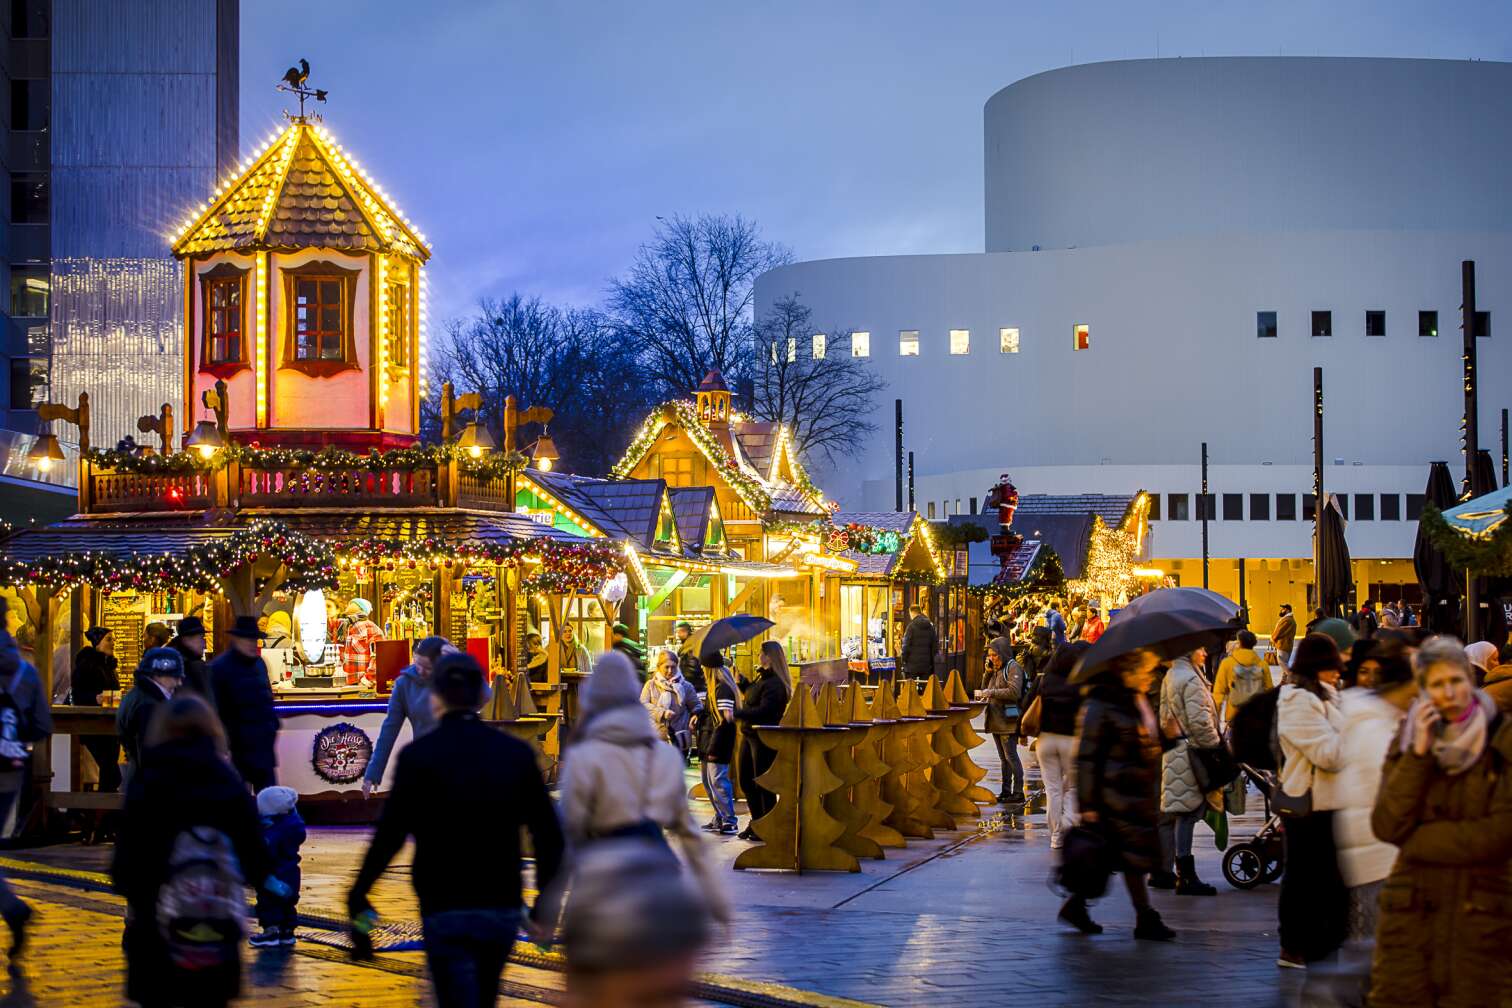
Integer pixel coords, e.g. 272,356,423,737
458,473,514,511
237,465,442,509
87,470,212,513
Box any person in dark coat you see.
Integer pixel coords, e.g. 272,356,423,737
167,615,214,704
733,641,792,840
73,626,122,793
348,653,564,1008
116,647,185,777
976,637,1025,805
699,652,740,834
610,622,648,681
250,785,305,947
1061,648,1176,941
210,616,279,791
111,695,271,1008
898,606,938,680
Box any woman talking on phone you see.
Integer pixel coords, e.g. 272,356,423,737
1368,636,1512,1008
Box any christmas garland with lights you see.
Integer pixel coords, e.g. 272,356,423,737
0,520,338,594
337,536,623,594
1422,502,1511,575
966,548,1066,600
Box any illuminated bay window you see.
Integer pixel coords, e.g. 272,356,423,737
282,260,359,375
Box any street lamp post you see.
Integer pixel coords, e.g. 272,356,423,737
30,391,90,510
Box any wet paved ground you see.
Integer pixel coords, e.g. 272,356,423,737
0,730,1311,1006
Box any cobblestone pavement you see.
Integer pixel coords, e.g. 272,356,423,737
0,730,1312,1006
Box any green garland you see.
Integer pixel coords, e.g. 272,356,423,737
0,519,337,594
1421,502,1512,575
340,536,623,594
933,522,989,548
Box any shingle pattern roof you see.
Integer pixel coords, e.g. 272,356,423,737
668,487,715,554
174,123,428,260
732,420,776,478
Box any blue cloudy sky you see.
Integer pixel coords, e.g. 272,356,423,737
241,2,1512,324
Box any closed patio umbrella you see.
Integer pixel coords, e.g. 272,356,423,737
1317,495,1352,619
1414,461,1462,634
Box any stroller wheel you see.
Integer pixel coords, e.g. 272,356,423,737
1263,849,1284,883
1222,843,1266,890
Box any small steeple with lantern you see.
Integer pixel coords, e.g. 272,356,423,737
170,62,431,451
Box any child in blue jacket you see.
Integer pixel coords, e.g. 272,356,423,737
251,785,305,947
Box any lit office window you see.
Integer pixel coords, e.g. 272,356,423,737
1000,327,1020,353
786,337,796,362
812,333,826,359
1419,311,1438,337
851,331,869,357
949,329,970,355
1073,323,1090,351
899,330,920,356
1366,310,1385,337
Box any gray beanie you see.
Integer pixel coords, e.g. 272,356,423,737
580,650,642,721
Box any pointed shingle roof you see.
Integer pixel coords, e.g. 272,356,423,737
171,120,429,261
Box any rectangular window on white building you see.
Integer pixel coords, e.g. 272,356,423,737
1366,310,1385,337
1381,494,1400,520
1000,327,1020,353
812,333,826,359
1419,311,1438,337
786,337,796,363
1257,311,1277,339
899,330,920,356
1312,311,1332,338
949,329,970,355
1073,323,1090,351
927,501,936,519
851,331,870,357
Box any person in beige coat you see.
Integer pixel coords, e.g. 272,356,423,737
1275,633,1349,969
553,651,731,1008
1158,648,1222,895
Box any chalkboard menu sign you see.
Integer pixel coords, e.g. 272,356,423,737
448,591,469,645
102,594,150,689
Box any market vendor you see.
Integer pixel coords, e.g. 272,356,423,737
339,599,382,691
524,631,549,682
557,622,592,677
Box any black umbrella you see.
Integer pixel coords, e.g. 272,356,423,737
1414,461,1462,634
1070,608,1235,684
687,615,774,662
1317,495,1352,618
1119,586,1239,623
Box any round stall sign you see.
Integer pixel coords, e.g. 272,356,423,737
311,722,373,785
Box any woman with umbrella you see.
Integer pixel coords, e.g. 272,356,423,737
1061,647,1176,941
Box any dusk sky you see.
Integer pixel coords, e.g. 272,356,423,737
241,2,1512,326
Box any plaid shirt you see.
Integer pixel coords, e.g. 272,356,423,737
341,618,383,682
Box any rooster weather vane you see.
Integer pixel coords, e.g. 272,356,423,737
277,58,328,119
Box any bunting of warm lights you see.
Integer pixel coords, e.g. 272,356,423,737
337,537,622,594
0,520,338,594
612,401,774,513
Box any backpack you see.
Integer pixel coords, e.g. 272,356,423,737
1228,685,1281,771
156,826,247,972
1228,661,1268,712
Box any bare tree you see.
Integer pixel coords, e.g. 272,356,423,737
751,294,887,464
427,296,652,475
607,214,792,397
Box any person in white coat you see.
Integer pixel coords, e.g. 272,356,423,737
1323,638,1417,1002
552,651,731,1008
1275,633,1349,969
1157,647,1222,895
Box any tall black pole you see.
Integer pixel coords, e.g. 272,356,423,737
1502,408,1508,487
907,451,915,513
1313,367,1324,614
894,399,904,512
1463,260,1481,639
1200,441,1210,589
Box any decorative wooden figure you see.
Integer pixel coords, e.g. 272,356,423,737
735,685,858,873
923,676,980,818
945,668,996,806
897,679,956,832
875,682,934,838
820,684,884,860
844,683,904,850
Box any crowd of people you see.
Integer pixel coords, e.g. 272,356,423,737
982,593,1512,1006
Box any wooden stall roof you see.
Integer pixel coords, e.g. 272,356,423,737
0,515,240,563
258,508,592,549
522,470,734,563
831,511,944,579
1009,494,1140,579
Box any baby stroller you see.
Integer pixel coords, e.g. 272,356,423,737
1221,763,1285,889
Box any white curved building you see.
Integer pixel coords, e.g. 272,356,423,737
755,57,1512,614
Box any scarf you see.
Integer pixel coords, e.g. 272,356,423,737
1400,689,1495,775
